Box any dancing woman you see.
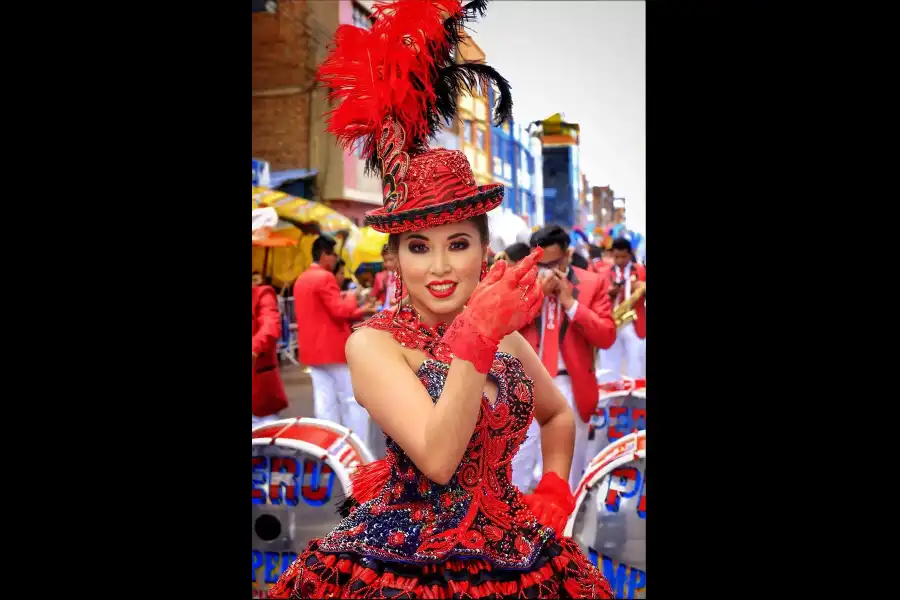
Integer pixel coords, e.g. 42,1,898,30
270,1,613,597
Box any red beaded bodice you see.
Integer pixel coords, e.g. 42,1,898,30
317,307,553,568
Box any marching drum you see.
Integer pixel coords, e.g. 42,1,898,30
566,430,646,600
251,418,375,598
584,378,646,474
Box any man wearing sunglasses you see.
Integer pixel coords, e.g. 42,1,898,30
512,225,618,491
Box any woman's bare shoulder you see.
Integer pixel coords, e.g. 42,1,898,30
346,326,397,359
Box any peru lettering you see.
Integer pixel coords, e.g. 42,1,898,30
252,455,336,507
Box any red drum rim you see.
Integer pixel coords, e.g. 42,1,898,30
252,417,376,497
598,377,646,398
564,430,646,537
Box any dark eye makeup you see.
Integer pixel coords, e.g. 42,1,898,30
406,239,471,253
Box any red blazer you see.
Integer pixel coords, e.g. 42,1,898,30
252,285,288,417
520,266,617,423
293,264,367,366
633,264,646,339
371,271,389,306
610,263,646,339
371,270,406,307
591,259,612,278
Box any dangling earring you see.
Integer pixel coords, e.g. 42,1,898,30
394,271,404,305
480,260,488,281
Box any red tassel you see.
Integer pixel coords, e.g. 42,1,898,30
349,459,391,505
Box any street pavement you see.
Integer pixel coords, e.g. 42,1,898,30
274,362,386,458
278,363,315,419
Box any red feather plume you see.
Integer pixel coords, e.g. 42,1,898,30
316,0,464,170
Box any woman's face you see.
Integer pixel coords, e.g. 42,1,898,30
397,220,486,320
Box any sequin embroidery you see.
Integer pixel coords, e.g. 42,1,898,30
321,307,554,568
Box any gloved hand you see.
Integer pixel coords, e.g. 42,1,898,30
442,248,544,373
522,472,576,536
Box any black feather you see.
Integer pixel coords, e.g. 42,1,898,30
363,137,380,178
442,14,464,49
441,0,491,55
366,0,511,169
433,62,513,128
461,0,490,21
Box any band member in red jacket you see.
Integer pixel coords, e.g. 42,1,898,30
587,244,613,276
294,236,377,443
513,225,617,491
599,237,646,382
371,244,401,311
252,277,289,428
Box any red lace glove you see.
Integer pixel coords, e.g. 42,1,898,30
523,472,576,536
442,248,544,373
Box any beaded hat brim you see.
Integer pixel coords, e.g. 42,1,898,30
365,183,504,234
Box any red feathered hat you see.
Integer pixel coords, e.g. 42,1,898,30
316,0,513,234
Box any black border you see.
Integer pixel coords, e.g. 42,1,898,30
54,3,838,598
649,2,836,596
60,2,247,597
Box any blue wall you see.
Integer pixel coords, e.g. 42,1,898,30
488,87,541,224
542,146,577,228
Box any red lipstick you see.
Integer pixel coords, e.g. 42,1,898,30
426,280,458,299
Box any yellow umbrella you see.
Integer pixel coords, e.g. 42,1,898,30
252,186,356,234
252,199,314,288
345,226,389,274
252,235,317,289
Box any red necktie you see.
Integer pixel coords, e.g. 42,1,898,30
541,297,559,377
615,267,626,306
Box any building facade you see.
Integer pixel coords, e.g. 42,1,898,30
307,0,384,225
487,92,544,226
592,185,615,234
527,134,545,226
452,36,493,187
534,113,581,229
252,0,313,175
251,2,539,226
578,172,590,231
252,0,384,225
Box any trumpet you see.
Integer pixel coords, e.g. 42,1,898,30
611,278,646,329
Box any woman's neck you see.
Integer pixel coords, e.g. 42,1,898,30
408,300,463,328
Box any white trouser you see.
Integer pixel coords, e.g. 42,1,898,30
309,364,370,446
511,419,543,493
597,322,645,382
510,374,589,493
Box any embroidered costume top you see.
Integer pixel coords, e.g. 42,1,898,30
317,306,554,568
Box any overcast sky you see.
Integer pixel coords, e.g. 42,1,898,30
470,1,646,234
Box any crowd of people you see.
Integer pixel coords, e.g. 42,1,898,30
250,1,645,597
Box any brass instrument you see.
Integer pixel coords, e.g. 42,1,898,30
611,276,646,329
